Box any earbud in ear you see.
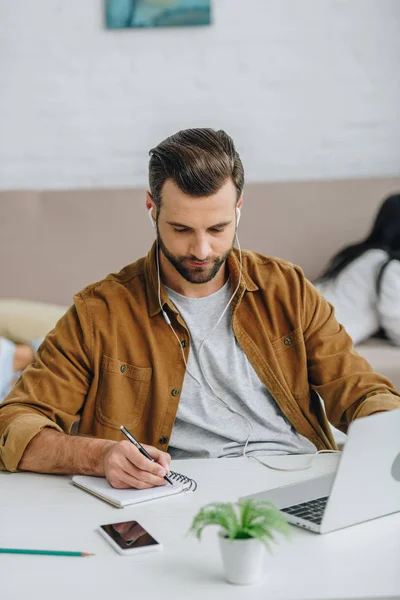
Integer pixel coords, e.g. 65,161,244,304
236,207,241,226
148,207,157,229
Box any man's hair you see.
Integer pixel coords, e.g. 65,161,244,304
148,128,244,209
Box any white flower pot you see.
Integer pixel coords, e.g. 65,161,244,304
218,531,267,585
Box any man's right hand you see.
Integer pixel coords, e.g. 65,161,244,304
17,429,171,488
103,440,171,489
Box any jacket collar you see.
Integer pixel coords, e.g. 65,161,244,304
145,242,258,318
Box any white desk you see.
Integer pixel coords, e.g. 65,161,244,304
1,454,399,600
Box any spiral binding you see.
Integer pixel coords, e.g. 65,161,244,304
169,470,197,492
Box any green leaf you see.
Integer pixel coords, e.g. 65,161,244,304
189,498,291,545
189,502,240,540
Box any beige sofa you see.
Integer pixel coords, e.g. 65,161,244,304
1,177,399,416
353,338,400,390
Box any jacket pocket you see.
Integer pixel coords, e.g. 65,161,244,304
272,328,309,398
96,355,152,430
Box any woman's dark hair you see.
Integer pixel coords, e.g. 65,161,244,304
148,128,244,209
316,193,400,294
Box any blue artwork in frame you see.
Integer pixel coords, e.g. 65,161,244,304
105,0,211,29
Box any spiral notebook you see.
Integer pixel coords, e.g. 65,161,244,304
72,470,197,508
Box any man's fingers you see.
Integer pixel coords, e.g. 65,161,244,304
104,440,172,489
121,441,169,477
142,444,171,471
107,462,164,489
109,452,168,487
120,458,168,487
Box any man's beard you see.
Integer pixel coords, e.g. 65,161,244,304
157,232,235,285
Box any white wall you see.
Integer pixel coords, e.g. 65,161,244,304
0,0,399,190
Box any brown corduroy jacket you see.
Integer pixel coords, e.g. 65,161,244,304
1,244,399,472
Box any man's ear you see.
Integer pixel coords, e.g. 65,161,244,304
146,191,155,213
146,192,157,230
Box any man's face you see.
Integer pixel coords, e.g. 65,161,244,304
154,179,239,285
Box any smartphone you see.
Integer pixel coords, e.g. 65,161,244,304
98,520,162,556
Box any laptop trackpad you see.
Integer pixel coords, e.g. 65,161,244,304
242,473,335,508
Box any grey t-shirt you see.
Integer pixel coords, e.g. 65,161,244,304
166,279,316,459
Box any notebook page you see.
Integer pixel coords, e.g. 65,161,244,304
72,475,183,507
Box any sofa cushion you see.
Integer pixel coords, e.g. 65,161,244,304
355,338,400,391
0,299,68,344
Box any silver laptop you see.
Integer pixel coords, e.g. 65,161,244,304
242,409,400,534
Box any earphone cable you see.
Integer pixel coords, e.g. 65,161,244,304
156,229,254,456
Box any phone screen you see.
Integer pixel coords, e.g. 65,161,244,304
100,520,160,550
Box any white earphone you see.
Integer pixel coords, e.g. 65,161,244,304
236,207,241,226
148,207,156,229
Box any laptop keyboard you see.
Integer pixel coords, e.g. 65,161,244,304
282,496,329,524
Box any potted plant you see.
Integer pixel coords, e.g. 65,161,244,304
189,498,291,585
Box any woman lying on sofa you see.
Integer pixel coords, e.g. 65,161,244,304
315,193,400,346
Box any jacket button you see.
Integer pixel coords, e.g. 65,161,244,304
284,337,292,346
171,388,180,396
181,340,188,348
120,365,127,373
159,436,168,445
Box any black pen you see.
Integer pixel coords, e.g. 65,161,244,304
120,425,174,486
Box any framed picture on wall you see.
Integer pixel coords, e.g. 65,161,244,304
105,0,211,29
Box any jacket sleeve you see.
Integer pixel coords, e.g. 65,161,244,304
300,271,400,431
0,293,92,472
378,260,400,346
